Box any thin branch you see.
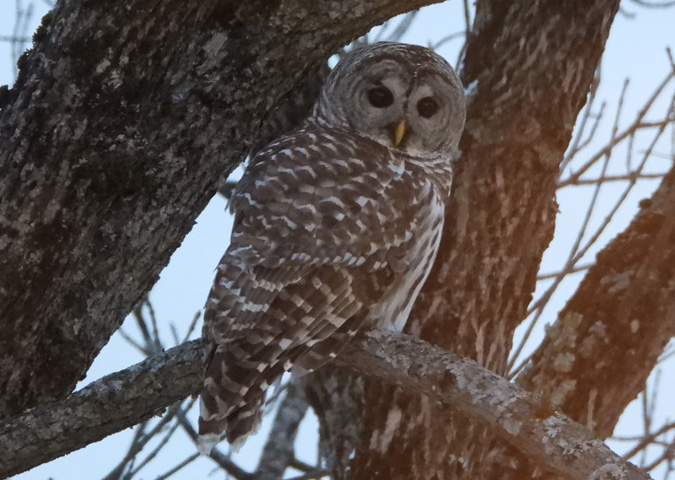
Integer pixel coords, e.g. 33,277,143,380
455,0,471,67
133,299,163,355
254,382,309,480
11,0,34,78
288,459,321,473
217,179,238,200
118,327,151,357
283,471,329,480
560,66,603,173
562,69,674,186
174,405,253,480
630,0,675,7
621,421,675,461
536,263,593,281
102,421,149,480
0,35,30,42
641,442,675,473
125,401,193,478
182,311,202,343
658,341,675,363
560,172,668,187
428,31,465,51
154,453,200,480
376,10,418,43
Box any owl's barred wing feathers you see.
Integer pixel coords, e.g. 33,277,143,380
199,127,446,448
198,42,464,451
200,261,394,445
228,128,431,270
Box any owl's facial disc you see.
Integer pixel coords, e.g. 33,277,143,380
314,42,465,156
340,59,462,155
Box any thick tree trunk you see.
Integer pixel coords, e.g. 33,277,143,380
0,0,441,419
305,1,624,478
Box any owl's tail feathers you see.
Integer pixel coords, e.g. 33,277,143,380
197,398,227,455
198,342,284,452
197,389,265,454
227,391,265,446
196,432,220,456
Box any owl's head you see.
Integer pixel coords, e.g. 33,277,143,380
313,42,466,157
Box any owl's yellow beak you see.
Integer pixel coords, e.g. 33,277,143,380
393,120,407,147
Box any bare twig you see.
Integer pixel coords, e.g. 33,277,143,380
125,402,193,478
377,10,418,43
154,453,200,480
561,70,674,185
254,382,309,480
283,470,329,480
560,66,603,173
10,0,34,78
536,263,593,281
102,421,148,480
630,0,675,8
621,421,675,462
118,327,150,356
174,406,253,480
455,0,471,66
217,179,238,201
560,172,668,186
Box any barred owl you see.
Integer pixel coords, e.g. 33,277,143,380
199,42,466,451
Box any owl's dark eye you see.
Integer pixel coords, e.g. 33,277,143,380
367,86,394,108
417,97,439,118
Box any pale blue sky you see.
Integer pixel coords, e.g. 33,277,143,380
3,1,674,478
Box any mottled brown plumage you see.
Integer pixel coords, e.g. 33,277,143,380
199,42,465,451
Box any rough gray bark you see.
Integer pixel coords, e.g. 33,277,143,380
304,1,627,479
0,0,442,419
0,341,201,478
0,334,649,480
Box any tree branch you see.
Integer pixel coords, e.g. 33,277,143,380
0,333,648,480
253,382,310,480
0,341,201,479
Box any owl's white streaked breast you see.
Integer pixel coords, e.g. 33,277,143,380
367,185,445,332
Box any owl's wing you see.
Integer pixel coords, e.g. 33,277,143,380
228,126,427,272
200,126,438,447
200,260,394,445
